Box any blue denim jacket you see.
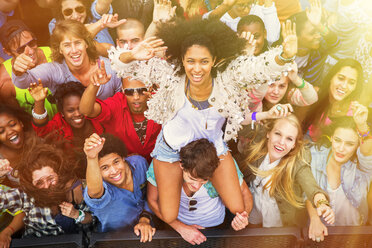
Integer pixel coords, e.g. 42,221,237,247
310,146,372,225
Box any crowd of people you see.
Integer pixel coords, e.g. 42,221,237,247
0,0,371,247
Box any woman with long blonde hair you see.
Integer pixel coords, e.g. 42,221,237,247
241,114,334,229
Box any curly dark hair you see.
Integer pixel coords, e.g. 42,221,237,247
48,81,85,112
54,0,93,24
156,18,246,77
179,138,220,180
98,133,128,160
19,142,79,207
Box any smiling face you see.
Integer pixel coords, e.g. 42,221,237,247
32,166,59,189
331,127,359,164
329,66,358,102
182,45,216,88
264,77,289,105
267,118,298,163
59,34,88,69
61,0,87,23
61,94,86,129
98,153,130,188
0,113,25,150
182,170,208,193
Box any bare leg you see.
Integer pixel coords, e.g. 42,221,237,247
153,158,183,223
210,151,244,214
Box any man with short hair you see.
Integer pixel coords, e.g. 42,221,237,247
0,20,57,117
116,18,145,50
147,139,253,245
288,0,340,87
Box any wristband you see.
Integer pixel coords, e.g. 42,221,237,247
251,112,257,130
315,199,330,208
297,78,306,89
75,210,85,223
357,126,371,144
278,51,296,63
139,211,152,222
32,108,48,120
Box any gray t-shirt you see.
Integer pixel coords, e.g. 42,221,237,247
13,56,121,100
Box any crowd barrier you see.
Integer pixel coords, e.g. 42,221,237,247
9,226,372,248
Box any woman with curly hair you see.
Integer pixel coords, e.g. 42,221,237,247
0,104,37,187
82,18,297,224
29,80,103,148
302,58,364,141
0,142,93,237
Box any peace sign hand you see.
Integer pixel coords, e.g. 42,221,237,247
90,59,111,87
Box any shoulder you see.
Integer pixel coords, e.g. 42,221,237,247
126,155,148,173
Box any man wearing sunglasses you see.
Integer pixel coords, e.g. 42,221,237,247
0,20,57,118
147,139,253,245
79,60,161,163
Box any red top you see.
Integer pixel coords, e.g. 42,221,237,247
92,92,161,162
33,112,104,141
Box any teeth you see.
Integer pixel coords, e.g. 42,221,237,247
72,55,80,59
274,146,284,151
74,118,83,123
112,173,121,180
9,135,18,142
337,89,345,94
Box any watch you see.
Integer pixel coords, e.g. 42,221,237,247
75,210,85,223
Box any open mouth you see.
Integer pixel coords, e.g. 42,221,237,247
110,172,122,182
274,145,284,152
191,74,203,82
336,88,346,95
73,118,84,124
9,134,20,145
71,54,81,63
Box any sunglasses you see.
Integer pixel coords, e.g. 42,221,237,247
62,6,86,16
188,199,197,211
123,87,147,96
16,38,38,54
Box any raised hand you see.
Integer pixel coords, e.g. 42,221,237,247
90,59,111,87
0,159,12,178
240,31,257,56
84,133,105,159
153,0,177,23
231,211,249,231
28,78,48,102
351,101,368,128
130,37,167,61
306,0,322,27
13,46,36,74
100,13,126,29
59,202,79,219
281,20,297,59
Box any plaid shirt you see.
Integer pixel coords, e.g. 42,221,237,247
0,187,91,237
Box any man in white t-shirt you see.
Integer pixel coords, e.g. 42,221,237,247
203,0,280,44
147,139,253,245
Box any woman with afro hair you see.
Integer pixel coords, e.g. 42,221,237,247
85,18,298,224
29,80,103,148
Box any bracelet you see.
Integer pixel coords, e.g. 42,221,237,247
315,199,330,208
32,108,48,120
75,210,85,223
139,211,152,222
297,78,306,89
6,225,15,234
278,51,296,63
251,112,257,121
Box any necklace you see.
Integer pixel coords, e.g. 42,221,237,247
186,80,212,129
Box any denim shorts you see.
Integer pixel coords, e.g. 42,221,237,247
151,130,229,163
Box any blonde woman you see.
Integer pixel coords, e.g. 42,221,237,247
240,114,334,229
